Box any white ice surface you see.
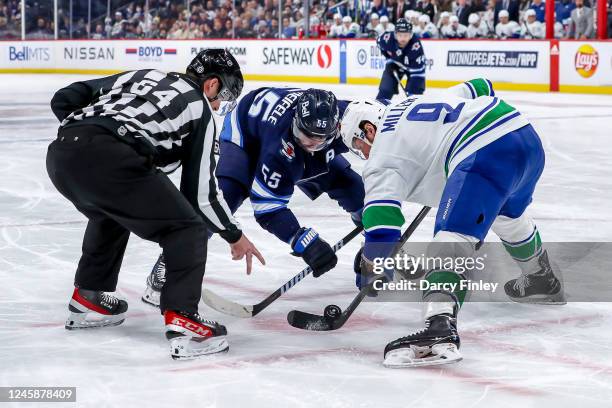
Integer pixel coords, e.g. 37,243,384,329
1,75,612,408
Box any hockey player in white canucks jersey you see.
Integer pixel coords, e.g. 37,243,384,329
340,78,565,368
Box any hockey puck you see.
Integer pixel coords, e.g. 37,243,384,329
324,304,342,319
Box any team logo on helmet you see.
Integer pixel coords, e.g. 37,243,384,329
575,44,599,78
280,139,296,161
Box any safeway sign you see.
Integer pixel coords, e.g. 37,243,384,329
252,41,339,79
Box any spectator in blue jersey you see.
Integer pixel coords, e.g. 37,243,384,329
555,0,576,23
530,0,546,22
370,0,389,17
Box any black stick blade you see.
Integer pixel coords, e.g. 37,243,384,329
287,310,334,331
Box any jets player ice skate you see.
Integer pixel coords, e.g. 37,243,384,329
340,78,565,368
143,88,365,307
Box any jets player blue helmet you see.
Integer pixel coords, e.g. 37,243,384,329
292,89,340,152
395,18,413,33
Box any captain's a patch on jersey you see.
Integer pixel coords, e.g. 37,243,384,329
280,139,296,161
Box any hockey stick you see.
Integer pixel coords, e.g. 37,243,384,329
287,206,431,331
388,61,410,98
202,225,364,318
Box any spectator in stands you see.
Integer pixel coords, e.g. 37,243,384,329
370,0,389,17
455,0,473,26
110,11,125,39
467,12,488,37
415,13,439,38
281,16,296,38
210,17,226,37
482,0,496,33
366,13,382,37
556,0,575,23
28,17,53,39
521,8,545,38
378,15,395,33
339,15,359,38
568,0,594,39
442,15,468,37
416,0,436,23
385,0,401,24
328,13,343,37
437,11,451,32
149,18,161,38
494,0,519,26
92,24,105,40
495,9,520,38
104,16,112,38
271,18,280,37
530,0,546,23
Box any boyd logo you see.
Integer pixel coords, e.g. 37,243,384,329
8,46,50,61
126,47,176,61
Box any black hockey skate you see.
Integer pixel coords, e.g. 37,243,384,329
142,254,166,308
383,314,462,368
504,251,566,304
66,288,128,330
165,310,229,360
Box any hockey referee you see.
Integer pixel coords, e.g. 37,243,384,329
46,49,264,360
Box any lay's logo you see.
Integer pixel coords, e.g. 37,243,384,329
575,44,599,78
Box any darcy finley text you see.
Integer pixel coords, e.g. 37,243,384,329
373,279,499,293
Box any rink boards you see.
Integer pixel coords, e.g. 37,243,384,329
0,39,610,94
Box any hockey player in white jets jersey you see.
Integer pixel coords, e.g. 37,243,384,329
340,78,565,368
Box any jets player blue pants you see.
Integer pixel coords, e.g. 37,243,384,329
434,124,545,241
215,141,364,240
377,63,425,100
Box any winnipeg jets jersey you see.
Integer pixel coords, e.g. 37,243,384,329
363,78,529,212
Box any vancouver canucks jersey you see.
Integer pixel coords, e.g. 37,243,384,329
362,78,529,242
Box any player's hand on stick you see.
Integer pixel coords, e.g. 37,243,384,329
291,227,337,277
230,234,265,275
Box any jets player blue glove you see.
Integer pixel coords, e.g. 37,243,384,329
291,227,337,277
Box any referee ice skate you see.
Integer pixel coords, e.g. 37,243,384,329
46,49,264,360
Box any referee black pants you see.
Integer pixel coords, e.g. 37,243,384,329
46,125,207,314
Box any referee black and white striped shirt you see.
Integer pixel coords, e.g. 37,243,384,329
50,69,241,243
